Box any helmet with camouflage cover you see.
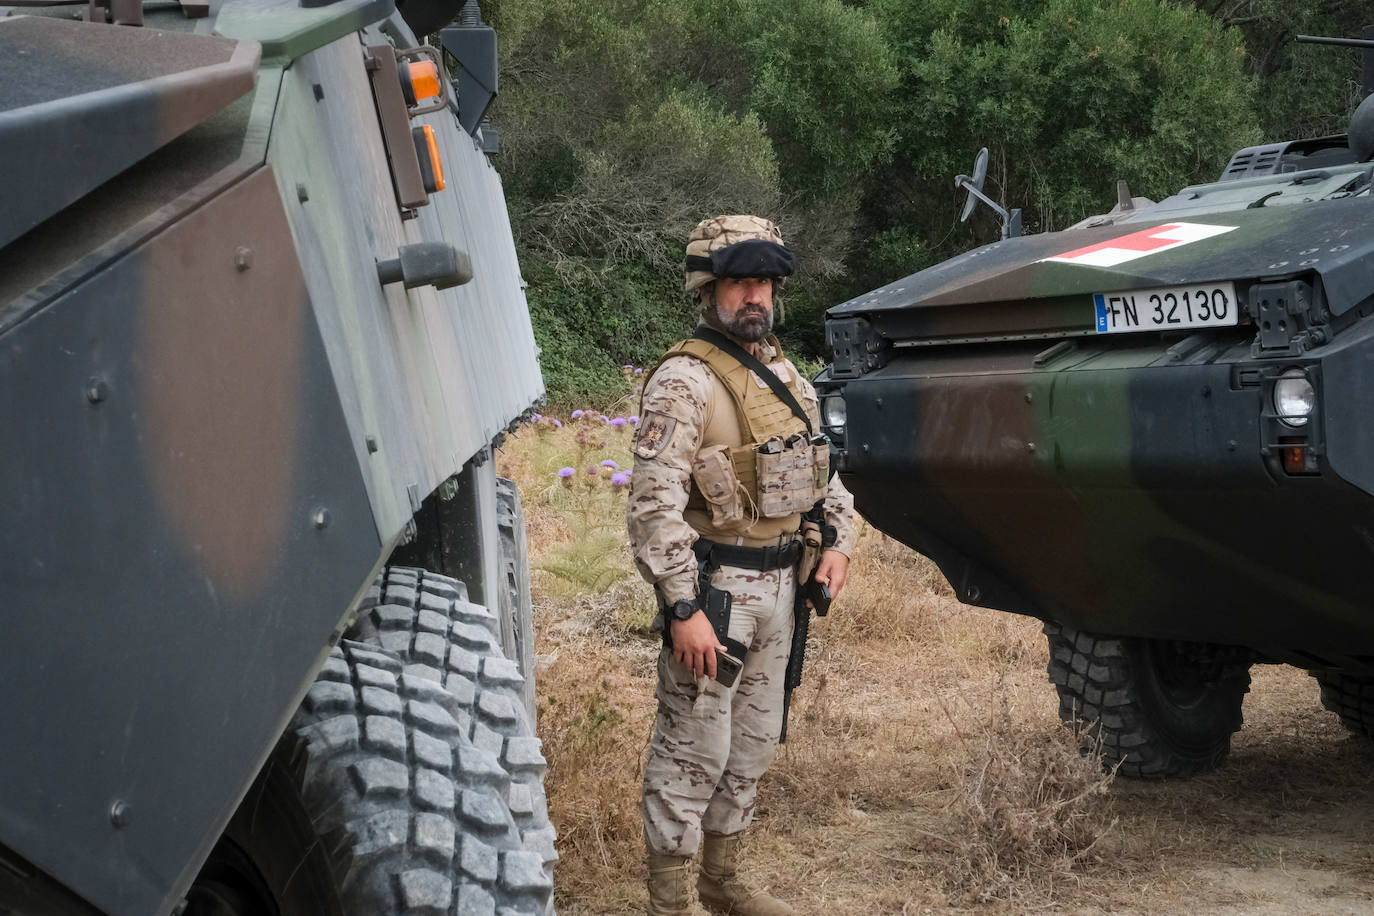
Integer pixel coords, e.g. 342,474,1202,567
684,214,797,296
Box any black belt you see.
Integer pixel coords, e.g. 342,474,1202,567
692,538,801,571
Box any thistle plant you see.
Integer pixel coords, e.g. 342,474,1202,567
528,383,642,594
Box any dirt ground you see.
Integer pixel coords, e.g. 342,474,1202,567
544,637,1374,916
535,568,1374,915
503,428,1374,916
762,661,1374,916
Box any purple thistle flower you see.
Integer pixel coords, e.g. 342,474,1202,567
586,466,599,476
531,413,542,421
557,467,575,479
611,472,629,488
600,459,619,469
552,419,562,428
609,417,627,428
629,416,639,425
571,409,584,419
634,368,643,375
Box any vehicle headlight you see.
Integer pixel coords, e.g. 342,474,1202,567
821,394,847,430
1273,368,1315,427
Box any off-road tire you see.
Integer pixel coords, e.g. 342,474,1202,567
284,637,555,914
1044,622,1251,778
1313,671,1374,738
349,565,542,745
344,567,557,913
190,738,347,916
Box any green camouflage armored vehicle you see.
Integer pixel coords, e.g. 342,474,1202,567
817,41,1374,779
0,0,556,913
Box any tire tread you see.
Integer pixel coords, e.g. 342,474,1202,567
1043,621,1249,779
339,568,556,913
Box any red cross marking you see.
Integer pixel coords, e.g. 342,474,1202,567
1053,224,1187,261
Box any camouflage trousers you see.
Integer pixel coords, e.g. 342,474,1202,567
642,562,796,856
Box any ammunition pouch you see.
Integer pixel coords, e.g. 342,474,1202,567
754,433,828,519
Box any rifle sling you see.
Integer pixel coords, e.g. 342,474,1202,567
692,327,812,437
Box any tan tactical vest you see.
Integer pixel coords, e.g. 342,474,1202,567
654,335,828,546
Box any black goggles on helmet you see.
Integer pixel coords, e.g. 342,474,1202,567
685,239,797,280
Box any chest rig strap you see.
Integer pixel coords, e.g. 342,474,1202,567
692,327,813,436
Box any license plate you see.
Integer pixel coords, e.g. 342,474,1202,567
1093,282,1238,334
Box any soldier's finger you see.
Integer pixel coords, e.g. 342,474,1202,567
704,649,717,680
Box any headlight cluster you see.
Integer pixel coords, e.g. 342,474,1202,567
821,395,846,431
1273,368,1315,427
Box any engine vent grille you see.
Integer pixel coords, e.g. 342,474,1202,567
1219,142,1288,181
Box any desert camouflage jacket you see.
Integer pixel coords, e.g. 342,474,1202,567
627,335,855,604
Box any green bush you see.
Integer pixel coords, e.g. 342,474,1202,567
525,257,696,406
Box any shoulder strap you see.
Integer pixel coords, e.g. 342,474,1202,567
693,327,812,436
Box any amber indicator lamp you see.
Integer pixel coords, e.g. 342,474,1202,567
412,125,446,193
399,59,441,106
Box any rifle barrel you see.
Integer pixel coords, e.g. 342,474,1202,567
1294,35,1374,49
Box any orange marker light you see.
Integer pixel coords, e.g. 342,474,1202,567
409,60,440,101
411,125,446,193
1282,445,1306,474
1277,435,1318,475
399,59,442,106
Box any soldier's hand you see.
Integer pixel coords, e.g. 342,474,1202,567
670,612,726,679
811,549,850,608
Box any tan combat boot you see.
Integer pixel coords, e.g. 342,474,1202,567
647,853,700,915
697,832,794,915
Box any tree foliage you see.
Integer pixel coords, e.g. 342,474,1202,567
479,0,1369,404
871,0,1259,237
1189,0,1370,138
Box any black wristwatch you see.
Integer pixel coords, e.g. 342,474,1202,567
670,598,698,621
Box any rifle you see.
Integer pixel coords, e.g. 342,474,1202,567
780,502,836,743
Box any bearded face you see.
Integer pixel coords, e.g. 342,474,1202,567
711,277,775,344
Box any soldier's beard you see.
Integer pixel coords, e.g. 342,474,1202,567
718,303,772,343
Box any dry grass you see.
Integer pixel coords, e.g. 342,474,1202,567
509,394,1374,915
940,688,1118,905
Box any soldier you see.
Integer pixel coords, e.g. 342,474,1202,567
627,215,856,916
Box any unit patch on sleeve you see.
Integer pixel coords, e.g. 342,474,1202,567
634,411,678,460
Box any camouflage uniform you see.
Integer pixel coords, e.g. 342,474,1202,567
628,341,855,857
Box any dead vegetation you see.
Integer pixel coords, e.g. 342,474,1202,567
505,415,1374,915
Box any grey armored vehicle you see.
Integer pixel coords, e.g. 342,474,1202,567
818,37,1374,779
0,0,556,913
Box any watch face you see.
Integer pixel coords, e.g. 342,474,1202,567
673,601,696,620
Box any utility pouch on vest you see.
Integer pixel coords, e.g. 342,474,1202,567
811,435,831,490
691,444,745,526
756,433,824,518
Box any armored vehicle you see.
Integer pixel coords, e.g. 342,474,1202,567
818,38,1374,779
0,0,556,913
